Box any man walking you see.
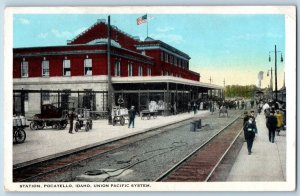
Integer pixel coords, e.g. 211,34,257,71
266,110,277,143
128,106,137,128
243,116,257,155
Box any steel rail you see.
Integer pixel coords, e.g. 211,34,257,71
155,115,242,182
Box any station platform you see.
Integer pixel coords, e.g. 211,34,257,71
13,110,210,167
226,112,286,181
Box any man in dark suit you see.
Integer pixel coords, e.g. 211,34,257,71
128,106,137,128
266,110,277,143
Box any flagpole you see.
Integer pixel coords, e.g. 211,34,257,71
146,14,148,38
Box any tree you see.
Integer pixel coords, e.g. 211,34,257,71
225,85,258,98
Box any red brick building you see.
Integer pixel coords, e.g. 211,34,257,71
13,19,222,115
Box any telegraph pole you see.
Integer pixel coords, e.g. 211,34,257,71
274,45,278,102
107,16,112,124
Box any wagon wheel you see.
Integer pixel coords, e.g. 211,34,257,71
120,116,125,126
37,121,45,130
14,128,26,144
85,123,90,132
75,122,80,132
147,114,151,120
29,122,35,130
30,121,39,130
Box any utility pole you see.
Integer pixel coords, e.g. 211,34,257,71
107,16,112,124
269,44,283,102
274,45,278,102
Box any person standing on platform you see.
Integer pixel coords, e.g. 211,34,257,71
68,108,77,134
266,110,277,143
193,102,197,114
274,109,283,136
243,116,257,155
243,111,249,142
128,106,136,128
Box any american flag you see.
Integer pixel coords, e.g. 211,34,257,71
137,14,147,25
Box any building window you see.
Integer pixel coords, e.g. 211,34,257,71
42,59,49,77
138,65,143,76
115,61,121,76
21,60,28,78
84,58,92,76
128,63,133,77
174,57,177,66
63,58,71,76
178,59,181,67
165,53,168,63
147,67,151,76
161,52,164,61
170,56,173,64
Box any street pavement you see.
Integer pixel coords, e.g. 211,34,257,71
226,112,286,181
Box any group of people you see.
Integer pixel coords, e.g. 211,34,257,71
243,100,285,155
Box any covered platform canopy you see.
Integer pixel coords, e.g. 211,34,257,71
112,76,224,113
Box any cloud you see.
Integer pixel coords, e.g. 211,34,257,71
37,33,48,39
51,29,73,39
152,34,183,44
156,27,174,33
19,18,30,25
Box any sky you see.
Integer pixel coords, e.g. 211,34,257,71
13,14,286,88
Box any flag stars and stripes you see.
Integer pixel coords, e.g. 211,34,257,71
137,14,147,25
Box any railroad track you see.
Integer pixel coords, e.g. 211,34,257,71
156,116,243,182
13,117,198,182
14,113,243,182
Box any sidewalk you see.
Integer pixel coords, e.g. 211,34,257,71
13,111,209,167
226,112,286,181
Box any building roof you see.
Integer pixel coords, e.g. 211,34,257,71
136,37,191,60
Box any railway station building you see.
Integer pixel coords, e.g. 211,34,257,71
13,19,224,116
